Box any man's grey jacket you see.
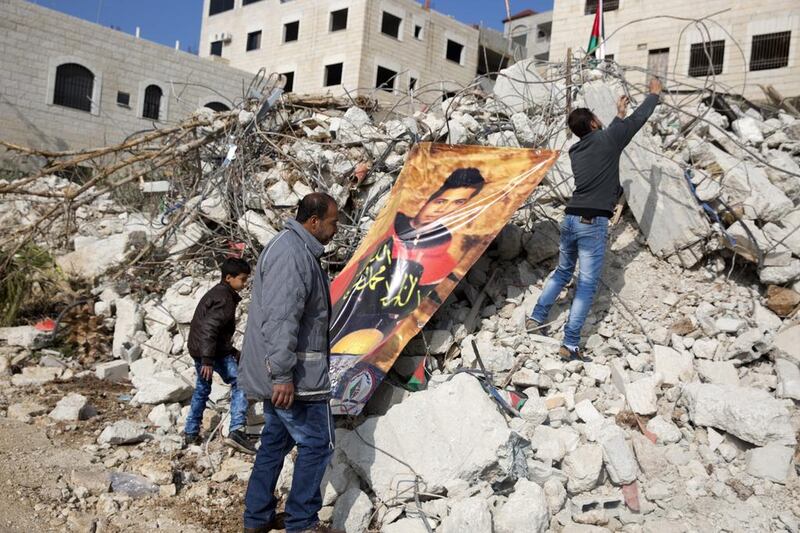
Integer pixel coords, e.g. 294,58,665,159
239,218,332,402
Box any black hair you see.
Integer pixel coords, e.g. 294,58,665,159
296,192,336,223
429,167,486,202
568,108,597,138
221,257,251,281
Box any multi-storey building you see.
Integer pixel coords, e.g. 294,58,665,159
502,8,553,62
548,0,800,100
198,0,517,102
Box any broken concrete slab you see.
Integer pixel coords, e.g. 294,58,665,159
238,210,278,246
653,345,694,385
95,360,129,381
57,231,145,279
646,416,682,444
11,366,62,387
625,374,661,415
332,486,372,533
49,393,96,421
598,424,638,485
494,478,549,533
112,297,143,360
132,372,192,404
745,444,794,483
563,444,603,494
492,59,559,113
440,496,493,533
682,383,795,446
774,325,800,364
695,360,739,386
97,420,148,445
775,358,800,400
339,373,522,502
0,325,49,350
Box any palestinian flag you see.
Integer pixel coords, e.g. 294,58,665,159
587,1,604,57
406,356,428,391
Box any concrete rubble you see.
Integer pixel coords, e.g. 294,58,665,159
1,60,800,532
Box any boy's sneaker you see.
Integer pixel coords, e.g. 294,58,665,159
184,433,201,447
225,429,257,455
559,345,592,363
525,318,549,336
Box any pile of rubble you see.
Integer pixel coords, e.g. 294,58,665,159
2,59,800,532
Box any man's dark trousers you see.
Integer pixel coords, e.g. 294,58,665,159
243,400,334,532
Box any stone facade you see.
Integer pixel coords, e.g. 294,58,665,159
199,0,480,104
0,0,253,152
549,0,800,100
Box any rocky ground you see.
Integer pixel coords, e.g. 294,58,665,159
2,59,800,532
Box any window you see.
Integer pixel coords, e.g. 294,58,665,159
512,33,527,48
246,30,262,51
208,0,234,16
116,91,130,107
53,63,94,112
282,71,295,93
446,39,464,64
442,91,457,102
284,21,299,42
376,66,397,92
585,0,618,15
381,12,402,38
750,31,791,71
604,54,615,62
205,101,230,112
414,24,423,39
242,0,263,4
324,63,343,86
330,8,348,32
689,40,724,77
210,40,223,56
142,85,162,120
409,77,418,91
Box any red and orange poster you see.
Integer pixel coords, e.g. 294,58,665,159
329,143,558,415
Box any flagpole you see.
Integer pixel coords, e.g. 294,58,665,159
598,0,605,59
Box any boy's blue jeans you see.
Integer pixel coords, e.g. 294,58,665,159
531,214,609,347
184,354,248,436
243,400,334,532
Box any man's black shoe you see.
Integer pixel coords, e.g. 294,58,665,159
559,345,592,363
226,429,257,455
184,433,201,447
525,318,549,336
243,513,285,532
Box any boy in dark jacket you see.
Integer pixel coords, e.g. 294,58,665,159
184,257,256,454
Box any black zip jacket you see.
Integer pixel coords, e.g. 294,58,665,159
187,282,241,365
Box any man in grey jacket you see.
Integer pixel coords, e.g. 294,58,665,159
240,193,341,533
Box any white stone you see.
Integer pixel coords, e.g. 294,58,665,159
112,297,143,360
382,518,430,533
238,210,278,246
98,420,147,445
267,180,300,207
775,358,800,400
57,231,144,279
168,222,207,255
774,325,800,364
746,444,794,483
440,496,493,533
95,360,129,381
493,59,558,113
682,383,796,446
460,335,514,373
543,478,567,514
760,260,800,285
584,363,611,384
731,117,765,144
725,328,770,364
695,360,739,386
11,366,62,387
148,403,179,429
520,398,549,426
598,424,638,485
691,338,719,360
653,345,694,385
574,400,604,424
49,393,95,421
162,278,216,324
715,316,745,333
0,325,48,349
625,374,661,415
340,373,522,502
493,478,549,533
321,462,358,506
132,372,193,404
141,327,173,359
646,416,682,444
332,487,372,533
563,444,603,494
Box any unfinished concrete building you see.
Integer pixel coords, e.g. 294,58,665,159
0,0,253,153
548,0,800,100
199,0,518,102
502,8,553,62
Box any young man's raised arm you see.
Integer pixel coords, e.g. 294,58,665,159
607,77,662,150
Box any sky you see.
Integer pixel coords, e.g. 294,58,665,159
30,0,554,53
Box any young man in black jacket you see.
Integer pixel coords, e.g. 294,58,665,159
527,77,662,362
184,257,255,454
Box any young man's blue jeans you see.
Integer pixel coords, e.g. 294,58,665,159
244,400,334,532
184,355,248,436
530,214,609,347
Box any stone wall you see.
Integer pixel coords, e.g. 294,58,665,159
0,0,253,152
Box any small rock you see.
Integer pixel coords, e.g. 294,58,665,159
332,487,372,533
10,366,61,387
646,416,682,444
98,420,147,445
95,360,129,381
695,360,739,386
493,478,549,533
775,358,800,400
625,374,661,415
440,496,493,533
715,316,745,334
598,424,638,485
745,444,794,483
49,393,96,421
766,285,800,317
563,444,603,494
653,345,694,385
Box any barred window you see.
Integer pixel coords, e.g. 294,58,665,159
750,31,791,71
585,0,619,15
689,40,724,77
53,63,94,112
142,85,162,120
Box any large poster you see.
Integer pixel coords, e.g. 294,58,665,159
329,143,558,415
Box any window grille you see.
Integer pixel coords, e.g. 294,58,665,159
585,0,619,15
143,85,162,120
689,40,724,77
750,31,791,71
53,63,93,112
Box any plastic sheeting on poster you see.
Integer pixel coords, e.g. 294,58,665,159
328,143,558,416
